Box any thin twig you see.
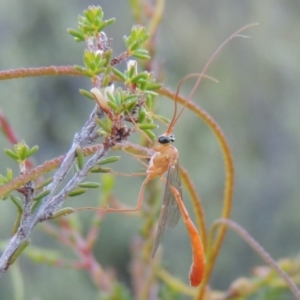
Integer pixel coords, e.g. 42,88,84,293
212,219,300,300
0,106,104,275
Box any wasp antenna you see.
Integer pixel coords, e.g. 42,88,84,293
165,23,259,135
194,23,259,95
169,73,216,134
164,88,179,135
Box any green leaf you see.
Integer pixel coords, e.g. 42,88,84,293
131,72,149,83
68,188,87,197
84,7,101,23
76,6,115,37
155,114,170,124
33,190,51,202
79,182,101,188
146,93,154,108
102,18,115,28
4,149,19,160
31,198,41,213
67,29,85,42
138,107,147,123
95,117,112,133
124,25,149,51
128,64,136,78
82,70,95,78
89,61,96,71
49,207,75,219
11,211,22,235
102,74,111,87
123,98,137,110
90,167,111,173
132,50,150,60
14,142,29,160
76,147,84,170
106,91,116,103
27,145,39,157
24,246,61,265
6,168,13,181
102,173,115,194
83,50,94,69
145,82,162,90
112,67,127,81
107,100,118,110
74,65,84,72
35,177,53,190
8,240,30,266
98,156,120,165
144,129,156,142
138,123,159,130
113,92,122,106
79,89,95,100
134,49,149,55
10,195,23,212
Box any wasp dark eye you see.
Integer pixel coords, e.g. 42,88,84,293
158,134,175,144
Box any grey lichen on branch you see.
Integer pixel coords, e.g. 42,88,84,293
0,6,157,275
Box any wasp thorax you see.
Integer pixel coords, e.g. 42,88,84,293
158,133,175,145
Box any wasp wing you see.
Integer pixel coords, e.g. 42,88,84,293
152,161,182,258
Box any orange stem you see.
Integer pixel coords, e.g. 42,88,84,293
0,66,81,80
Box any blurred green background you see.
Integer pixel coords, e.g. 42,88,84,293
1,0,300,299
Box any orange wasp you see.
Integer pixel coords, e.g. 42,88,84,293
94,72,208,286
93,72,206,286
92,23,258,287
148,112,205,286
137,77,207,287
